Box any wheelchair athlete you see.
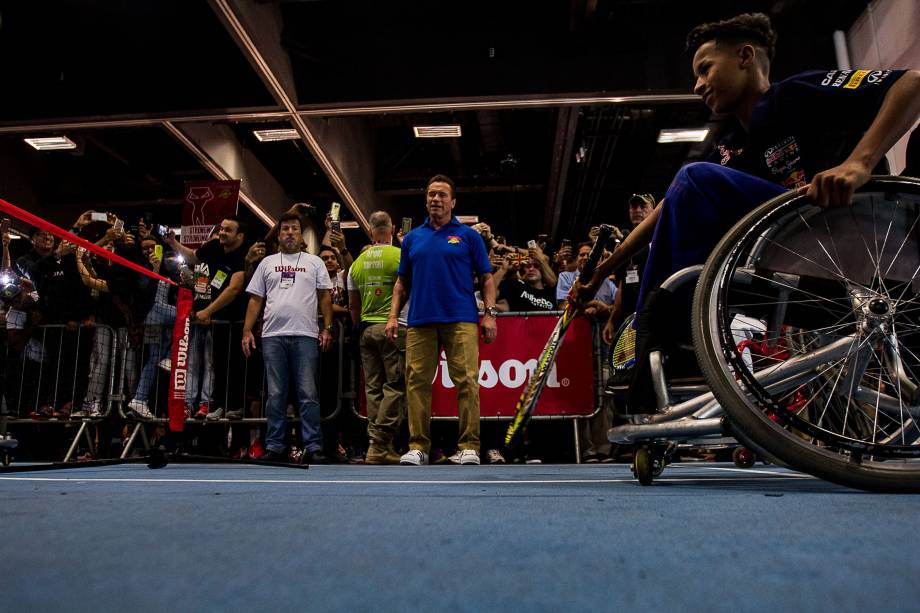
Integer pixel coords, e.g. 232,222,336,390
574,12,920,414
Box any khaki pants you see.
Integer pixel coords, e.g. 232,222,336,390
360,323,406,448
405,322,480,453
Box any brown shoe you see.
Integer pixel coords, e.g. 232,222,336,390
365,445,401,465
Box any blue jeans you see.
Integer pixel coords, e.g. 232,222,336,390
262,335,322,454
185,326,213,408
134,286,177,403
635,162,786,315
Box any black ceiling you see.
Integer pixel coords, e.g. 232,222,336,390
0,0,873,250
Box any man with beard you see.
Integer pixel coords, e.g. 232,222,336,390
242,213,334,464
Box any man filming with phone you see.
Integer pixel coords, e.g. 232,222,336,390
165,215,248,420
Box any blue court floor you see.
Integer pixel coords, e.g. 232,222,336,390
2,462,919,612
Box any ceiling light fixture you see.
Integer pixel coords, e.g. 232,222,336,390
24,136,77,150
657,128,709,144
456,215,479,224
340,221,359,229
253,128,300,142
413,125,462,138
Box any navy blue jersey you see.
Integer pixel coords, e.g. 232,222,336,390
712,69,905,189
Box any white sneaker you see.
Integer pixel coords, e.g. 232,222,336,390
458,449,480,465
158,358,171,372
487,449,506,464
399,449,429,465
127,399,154,420
447,450,463,464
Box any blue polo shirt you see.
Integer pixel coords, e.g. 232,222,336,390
398,215,492,326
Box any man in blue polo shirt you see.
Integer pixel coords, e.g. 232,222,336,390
385,174,497,465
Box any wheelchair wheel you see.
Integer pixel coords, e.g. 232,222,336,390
732,447,755,469
693,176,920,492
633,447,655,486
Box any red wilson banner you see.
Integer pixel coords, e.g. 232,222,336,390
181,179,240,248
169,288,194,432
430,314,596,417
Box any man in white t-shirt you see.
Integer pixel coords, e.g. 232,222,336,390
242,213,334,464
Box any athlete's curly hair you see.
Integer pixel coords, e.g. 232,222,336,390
686,13,777,62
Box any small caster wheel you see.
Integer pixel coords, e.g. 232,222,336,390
732,446,755,469
633,447,655,486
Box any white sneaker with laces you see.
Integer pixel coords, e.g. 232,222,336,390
487,449,506,464
399,449,429,465
458,449,480,465
447,450,463,464
127,399,154,420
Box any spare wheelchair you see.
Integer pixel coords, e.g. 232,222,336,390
606,175,920,492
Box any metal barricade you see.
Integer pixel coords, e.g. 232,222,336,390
118,317,359,458
1,322,119,462
3,312,607,463
351,311,606,461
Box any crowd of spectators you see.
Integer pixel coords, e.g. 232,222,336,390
0,191,650,464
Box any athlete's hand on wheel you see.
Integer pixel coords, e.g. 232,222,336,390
797,159,871,208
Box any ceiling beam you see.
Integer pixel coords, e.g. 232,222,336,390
163,121,281,227
299,93,700,116
0,94,701,135
0,110,288,134
208,0,371,232
543,106,579,237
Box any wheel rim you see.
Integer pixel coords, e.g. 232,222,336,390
707,179,920,461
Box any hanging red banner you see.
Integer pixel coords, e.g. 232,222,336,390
181,179,240,248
